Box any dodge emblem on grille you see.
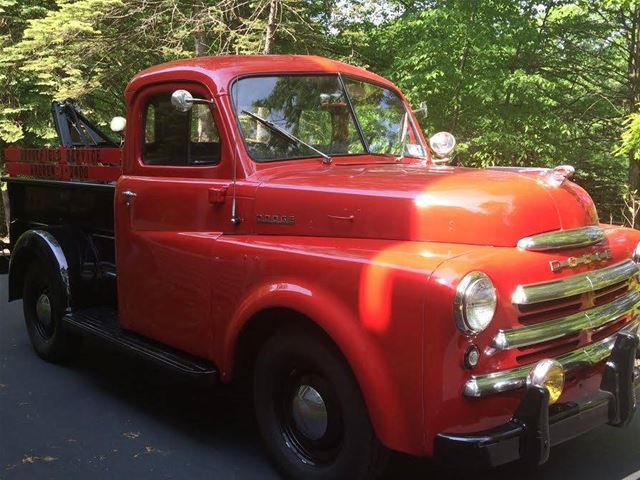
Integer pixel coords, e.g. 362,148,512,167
549,249,612,273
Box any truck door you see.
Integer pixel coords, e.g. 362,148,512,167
114,83,233,359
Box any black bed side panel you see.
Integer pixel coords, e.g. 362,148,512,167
7,178,117,306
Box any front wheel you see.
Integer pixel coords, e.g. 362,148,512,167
253,328,388,480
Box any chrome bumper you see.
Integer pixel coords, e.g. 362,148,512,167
438,331,639,468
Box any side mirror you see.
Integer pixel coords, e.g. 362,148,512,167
171,89,194,112
171,89,214,112
110,116,126,133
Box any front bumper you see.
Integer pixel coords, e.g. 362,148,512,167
434,332,639,468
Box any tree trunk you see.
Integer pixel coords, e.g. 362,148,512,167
627,4,640,197
193,0,207,57
449,0,478,132
263,0,279,54
629,153,640,194
254,0,280,140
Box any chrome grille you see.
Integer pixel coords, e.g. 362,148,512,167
511,260,637,305
494,289,640,350
465,321,639,397
515,277,632,325
499,260,639,355
464,260,640,398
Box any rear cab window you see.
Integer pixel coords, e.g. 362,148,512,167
142,93,220,166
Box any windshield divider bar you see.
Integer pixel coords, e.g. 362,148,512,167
338,73,369,154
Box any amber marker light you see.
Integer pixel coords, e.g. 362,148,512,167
527,359,565,404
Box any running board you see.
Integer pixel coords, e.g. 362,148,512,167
62,307,218,380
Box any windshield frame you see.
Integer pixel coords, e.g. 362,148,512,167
229,72,425,163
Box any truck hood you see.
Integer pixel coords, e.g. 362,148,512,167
252,162,598,247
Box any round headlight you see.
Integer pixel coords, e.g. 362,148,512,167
454,272,497,335
632,241,640,264
428,131,456,158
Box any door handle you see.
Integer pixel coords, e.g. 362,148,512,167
122,190,137,207
208,186,228,205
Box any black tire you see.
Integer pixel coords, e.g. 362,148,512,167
22,255,79,362
253,328,388,480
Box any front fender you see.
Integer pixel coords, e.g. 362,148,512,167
222,278,421,455
212,235,476,455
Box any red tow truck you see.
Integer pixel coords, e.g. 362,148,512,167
3,55,640,479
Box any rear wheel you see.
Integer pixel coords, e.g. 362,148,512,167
253,328,388,479
23,257,79,362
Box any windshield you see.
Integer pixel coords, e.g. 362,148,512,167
231,74,424,162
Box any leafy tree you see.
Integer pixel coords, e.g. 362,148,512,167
1,0,639,224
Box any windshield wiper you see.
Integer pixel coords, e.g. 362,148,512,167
241,109,332,164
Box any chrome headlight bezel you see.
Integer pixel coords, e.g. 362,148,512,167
428,131,456,158
454,271,497,335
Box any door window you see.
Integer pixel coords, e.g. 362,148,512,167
142,93,220,166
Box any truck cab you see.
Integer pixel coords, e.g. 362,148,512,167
3,55,640,479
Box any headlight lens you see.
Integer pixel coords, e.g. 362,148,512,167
428,131,456,158
632,241,640,264
454,272,497,335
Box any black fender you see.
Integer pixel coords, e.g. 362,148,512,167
8,230,72,308
8,228,111,308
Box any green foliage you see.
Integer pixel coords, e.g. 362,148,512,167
0,0,638,222
620,113,640,156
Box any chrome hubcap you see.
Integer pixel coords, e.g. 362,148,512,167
36,293,52,327
291,385,328,441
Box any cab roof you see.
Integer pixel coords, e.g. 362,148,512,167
125,55,398,100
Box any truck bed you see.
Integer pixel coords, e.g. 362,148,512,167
3,145,120,242
3,146,120,303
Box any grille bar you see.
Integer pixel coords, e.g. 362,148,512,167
464,321,639,397
493,289,640,350
517,226,606,251
512,260,638,305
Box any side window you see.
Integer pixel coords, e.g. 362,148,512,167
189,104,220,164
142,92,220,166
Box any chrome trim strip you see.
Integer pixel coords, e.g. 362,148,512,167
1,176,116,189
464,321,639,397
517,226,606,251
494,289,640,350
487,166,550,174
512,260,638,305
